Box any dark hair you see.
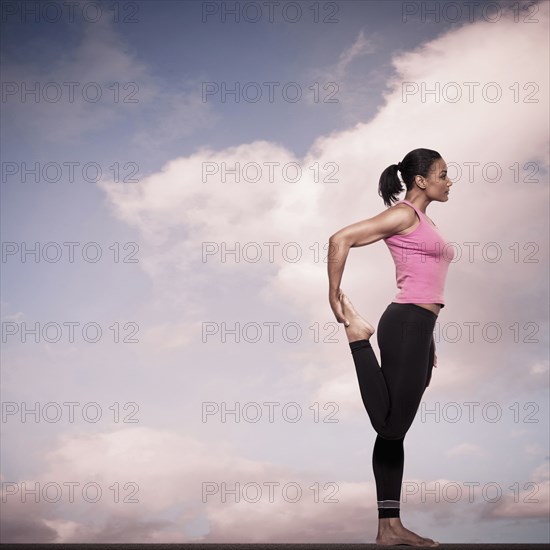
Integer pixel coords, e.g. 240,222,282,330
378,148,442,207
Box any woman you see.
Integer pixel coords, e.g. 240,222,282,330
327,148,454,547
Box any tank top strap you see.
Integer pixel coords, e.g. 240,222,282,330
399,199,422,218
400,199,437,228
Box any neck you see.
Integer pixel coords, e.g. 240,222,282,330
403,193,430,213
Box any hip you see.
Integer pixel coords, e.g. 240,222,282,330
378,302,437,348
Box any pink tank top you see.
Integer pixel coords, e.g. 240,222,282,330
383,199,455,308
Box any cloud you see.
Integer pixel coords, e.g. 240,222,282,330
485,459,549,519
98,1,549,400
336,28,377,76
0,426,379,543
446,443,488,459
3,427,547,542
0,498,58,543
302,27,380,117
403,465,550,522
1,14,216,145
142,320,203,350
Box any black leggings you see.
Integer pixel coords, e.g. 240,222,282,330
348,302,437,519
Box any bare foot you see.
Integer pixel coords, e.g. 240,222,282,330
339,293,375,343
376,518,439,547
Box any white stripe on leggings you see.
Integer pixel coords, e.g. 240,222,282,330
377,499,401,508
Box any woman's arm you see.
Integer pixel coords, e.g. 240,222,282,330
327,237,351,325
327,206,412,324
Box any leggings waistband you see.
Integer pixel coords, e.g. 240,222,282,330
389,302,438,321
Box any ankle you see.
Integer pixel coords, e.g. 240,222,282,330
378,517,402,530
348,338,371,350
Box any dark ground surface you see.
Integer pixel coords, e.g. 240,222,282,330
0,545,548,549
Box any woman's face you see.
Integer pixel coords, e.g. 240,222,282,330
420,158,452,201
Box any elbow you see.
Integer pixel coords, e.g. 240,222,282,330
329,232,343,244
329,232,352,249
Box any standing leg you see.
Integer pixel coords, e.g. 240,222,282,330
372,434,405,518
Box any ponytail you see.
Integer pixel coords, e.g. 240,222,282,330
378,163,403,208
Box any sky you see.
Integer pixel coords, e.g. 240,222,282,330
1,0,549,544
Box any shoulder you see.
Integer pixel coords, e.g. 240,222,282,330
377,202,417,237
385,202,416,222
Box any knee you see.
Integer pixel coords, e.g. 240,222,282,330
377,429,406,441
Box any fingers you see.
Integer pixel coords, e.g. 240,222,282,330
330,290,348,325
340,309,349,326
337,291,348,325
